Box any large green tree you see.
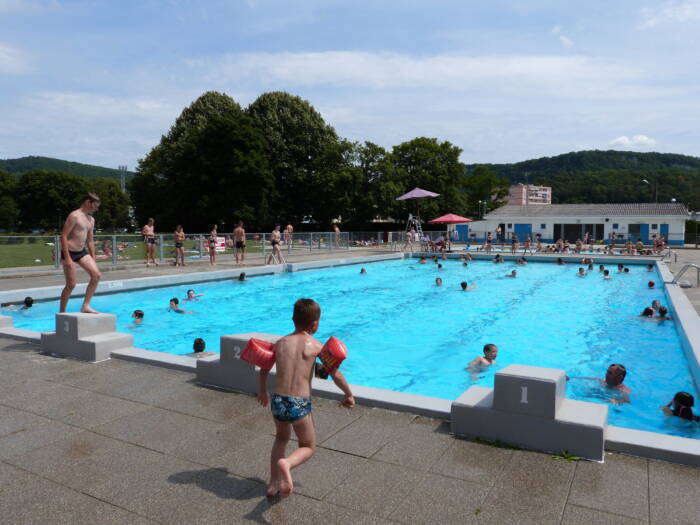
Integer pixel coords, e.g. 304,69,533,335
247,91,338,224
464,166,510,216
391,137,470,220
88,178,130,231
134,91,272,231
0,170,19,230
15,170,88,230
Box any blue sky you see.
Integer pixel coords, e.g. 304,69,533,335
1,0,699,169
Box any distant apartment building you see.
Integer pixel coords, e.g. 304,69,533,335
507,184,551,205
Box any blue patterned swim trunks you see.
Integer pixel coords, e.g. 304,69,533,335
271,394,312,422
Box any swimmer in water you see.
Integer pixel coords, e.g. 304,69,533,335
569,364,631,405
468,343,498,368
576,267,587,277
641,307,655,317
131,309,144,325
435,277,443,286
504,269,517,278
184,289,204,301
603,269,611,280
360,268,367,274
169,298,189,314
661,392,699,421
4,296,34,311
656,306,671,320
419,257,427,264
460,281,476,291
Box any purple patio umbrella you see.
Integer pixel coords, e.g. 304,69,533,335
396,187,441,200
396,187,440,229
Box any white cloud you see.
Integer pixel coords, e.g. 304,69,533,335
609,135,657,147
185,51,657,100
0,0,59,14
559,35,573,48
0,42,30,74
639,0,700,29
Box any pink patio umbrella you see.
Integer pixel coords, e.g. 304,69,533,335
430,213,473,241
396,188,440,230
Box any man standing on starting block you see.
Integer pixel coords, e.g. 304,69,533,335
59,192,102,313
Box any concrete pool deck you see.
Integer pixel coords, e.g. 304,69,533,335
1,337,699,525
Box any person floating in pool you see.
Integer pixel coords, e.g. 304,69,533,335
419,257,427,264
184,289,204,301
435,277,443,286
437,264,443,271
556,258,565,265
646,263,654,272
641,307,655,317
617,263,625,273
648,280,655,289
598,264,605,273
359,268,367,274
238,272,247,282
169,298,190,314
656,306,672,320
576,267,587,277
661,392,699,422
131,309,144,325
468,343,498,369
460,281,476,291
570,364,631,405
4,296,34,311
603,269,612,280
493,254,503,263
504,269,517,278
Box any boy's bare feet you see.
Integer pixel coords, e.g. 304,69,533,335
277,458,293,497
80,306,99,314
266,480,278,498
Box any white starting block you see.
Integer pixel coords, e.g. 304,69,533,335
196,332,280,393
452,364,608,461
41,313,133,362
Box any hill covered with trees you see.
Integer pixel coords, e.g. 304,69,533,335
469,150,700,182
0,156,134,181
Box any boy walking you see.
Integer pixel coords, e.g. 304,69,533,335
257,298,355,498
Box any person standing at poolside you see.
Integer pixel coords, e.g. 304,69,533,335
60,192,102,313
173,225,186,267
284,223,294,246
332,223,341,248
233,221,246,265
208,224,218,265
267,225,286,265
142,218,158,267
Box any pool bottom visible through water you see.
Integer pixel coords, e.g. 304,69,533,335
6,258,699,439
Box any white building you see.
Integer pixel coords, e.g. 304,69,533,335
507,184,552,205
457,203,688,245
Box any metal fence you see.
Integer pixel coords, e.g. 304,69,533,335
0,232,350,270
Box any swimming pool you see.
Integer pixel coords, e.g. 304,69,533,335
7,258,698,438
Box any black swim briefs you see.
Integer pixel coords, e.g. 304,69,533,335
175,242,183,249
146,237,156,244
235,241,246,249
271,239,279,247
62,249,88,262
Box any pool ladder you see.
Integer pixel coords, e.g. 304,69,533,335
668,263,700,287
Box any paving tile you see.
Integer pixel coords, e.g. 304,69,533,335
320,408,415,457
0,461,156,525
371,422,453,470
430,437,513,483
59,392,149,429
562,504,646,525
290,446,369,499
569,453,649,521
323,459,420,518
168,421,264,466
494,448,576,491
2,381,93,419
0,412,79,459
238,485,392,525
649,459,700,525
156,385,259,423
475,480,570,525
230,406,279,435
98,371,196,405
92,406,228,456
213,433,276,483
388,472,485,524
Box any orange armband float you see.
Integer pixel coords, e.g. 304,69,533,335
240,338,276,370
319,336,347,373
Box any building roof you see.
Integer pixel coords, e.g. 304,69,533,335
485,203,689,218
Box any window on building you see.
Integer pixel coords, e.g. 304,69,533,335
540,224,546,229
612,223,619,229
651,224,658,229
507,224,512,228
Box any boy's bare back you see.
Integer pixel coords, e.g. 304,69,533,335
273,332,322,398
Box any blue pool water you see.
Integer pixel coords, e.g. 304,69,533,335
6,258,699,438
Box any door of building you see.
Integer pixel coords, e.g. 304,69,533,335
639,224,650,244
455,224,468,242
514,224,532,240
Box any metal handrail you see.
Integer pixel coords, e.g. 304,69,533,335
669,264,700,287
